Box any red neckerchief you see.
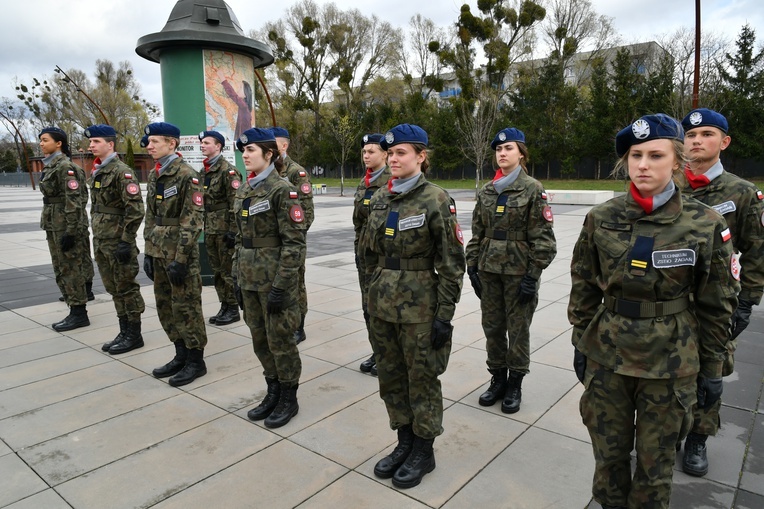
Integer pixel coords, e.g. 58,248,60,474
247,171,256,180
684,165,711,189
94,158,102,167
388,177,398,194
203,158,211,172
492,169,504,181
364,167,373,187
154,162,161,177
630,182,654,214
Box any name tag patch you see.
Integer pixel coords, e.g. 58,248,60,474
249,201,271,216
164,186,178,199
652,249,696,268
712,201,736,215
399,213,425,231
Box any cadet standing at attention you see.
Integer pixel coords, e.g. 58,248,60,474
364,124,465,489
199,130,241,326
678,108,764,477
143,122,209,387
569,114,738,509
272,126,313,344
38,127,91,331
353,133,391,376
84,124,146,355
466,127,556,414
233,128,306,429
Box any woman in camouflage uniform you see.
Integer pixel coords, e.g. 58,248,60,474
465,127,556,414
568,114,738,509
363,124,465,489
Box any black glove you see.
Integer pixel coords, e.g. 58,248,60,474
233,278,244,310
143,255,154,281
696,376,723,409
267,286,285,314
60,233,76,252
573,348,587,384
167,261,188,286
467,266,482,300
517,274,537,304
223,231,236,249
114,241,132,264
431,318,453,350
730,299,753,340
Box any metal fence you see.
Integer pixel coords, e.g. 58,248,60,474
0,172,41,187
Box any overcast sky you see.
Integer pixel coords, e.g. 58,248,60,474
1,0,761,117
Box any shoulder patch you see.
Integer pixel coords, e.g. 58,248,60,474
455,223,464,245
67,179,79,190
192,191,204,207
299,170,307,177
229,169,237,175
124,173,132,179
543,206,554,222
541,191,548,200
731,252,741,281
757,190,763,200
192,177,199,185
300,182,312,195
721,228,731,242
290,204,304,223
289,191,298,199
232,180,240,189
67,170,75,176
449,204,456,215
126,182,140,196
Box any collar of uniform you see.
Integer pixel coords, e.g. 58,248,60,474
389,172,426,198
703,159,724,184
94,152,119,172
206,154,222,170
42,152,62,167
156,154,180,178
625,182,682,223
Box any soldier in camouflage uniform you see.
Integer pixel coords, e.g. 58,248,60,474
58,181,95,304
272,126,313,344
353,133,391,376
678,108,764,476
568,114,738,509
363,124,465,489
38,127,91,332
233,128,306,429
84,125,146,355
143,122,209,387
466,127,556,414
199,130,241,326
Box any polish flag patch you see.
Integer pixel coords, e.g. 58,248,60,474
289,191,298,199
299,171,307,177
229,170,237,175
124,173,132,179
757,190,763,200
67,170,75,176
541,191,548,200
721,228,731,242
192,177,199,185
449,204,456,215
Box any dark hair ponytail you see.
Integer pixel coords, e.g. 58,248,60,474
47,130,72,158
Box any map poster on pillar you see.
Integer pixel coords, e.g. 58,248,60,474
203,49,255,168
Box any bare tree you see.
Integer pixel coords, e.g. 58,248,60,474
398,14,449,98
455,87,501,195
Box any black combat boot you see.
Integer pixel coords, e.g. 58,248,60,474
501,371,524,414
169,348,207,387
109,320,144,355
208,303,226,324
52,305,90,332
215,303,241,325
264,384,299,428
102,315,127,352
152,342,188,378
370,363,378,377
86,281,95,301
359,353,376,373
294,314,306,344
479,368,508,406
374,424,414,479
247,377,281,421
392,435,436,489
683,431,709,477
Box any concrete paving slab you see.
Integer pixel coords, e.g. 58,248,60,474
669,475,736,508
0,347,108,391
302,328,374,368
2,489,72,509
535,383,591,443
451,310,486,347
734,489,764,509
296,471,430,509
740,413,764,496
723,361,764,411
0,325,63,351
532,330,576,371
440,344,491,403
188,366,266,413
0,453,49,507
0,337,85,369
302,315,366,348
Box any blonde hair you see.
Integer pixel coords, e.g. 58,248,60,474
611,139,688,183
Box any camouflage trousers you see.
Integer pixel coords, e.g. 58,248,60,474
355,251,371,338
689,339,736,436
369,317,451,439
205,233,236,306
94,238,145,322
297,256,308,316
480,271,537,374
46,230,88,306
152,256,207,350
242,288,301,386
81,234,95,283
581,359,695,509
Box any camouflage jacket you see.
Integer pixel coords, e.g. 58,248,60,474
568,189,738,379
466,170,556,278
352,166,392,255
88,157,144,242
202,157,241,235
39,153,87,234
144,158,205,264
363,173,465,323
281,155,314,229
681,169,764,304
232,169,306,292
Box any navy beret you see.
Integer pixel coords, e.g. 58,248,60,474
681,108,728,134
39,126,67,139
361,133,384,148
615,114,684,158
236,127,276,152
84,124,116,139
144,122,180,138
139,135,149,148
199,130,225,147
491,127,526,149
270,126,290,139
380,124,428,150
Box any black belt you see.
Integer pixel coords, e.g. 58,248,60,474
205,203,228,212
43,197,64,204
93,204,126,216
604,295,691,318
242,237,282,248
485,228,527,241
378,257,434,270
155,216,179,226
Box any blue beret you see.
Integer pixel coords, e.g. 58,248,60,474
139,135,149,148
615,114,684,158
39,126,67,139
236,127,276,152
361,133,384,148
144,122,180,138
84,124,116,139
199,130,225,147
681,108,728,134
270,126,290,139
491,127,526,149
380,124,428,150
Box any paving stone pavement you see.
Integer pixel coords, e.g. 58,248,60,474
0,185,762,509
